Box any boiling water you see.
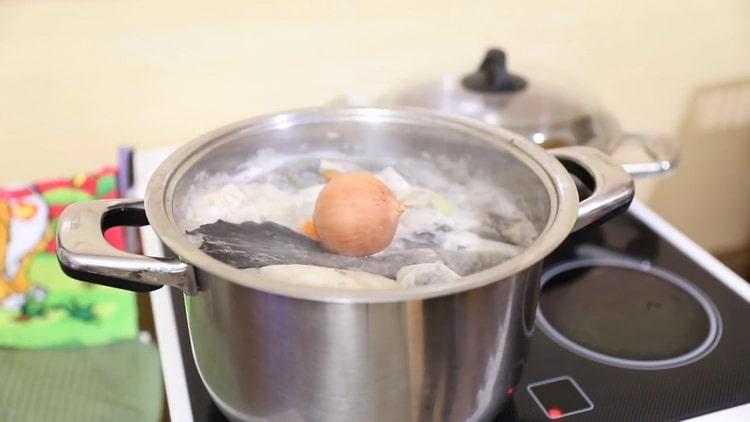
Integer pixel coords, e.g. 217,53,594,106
182,148,538,289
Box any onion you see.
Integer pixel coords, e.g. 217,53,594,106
313,172,404,256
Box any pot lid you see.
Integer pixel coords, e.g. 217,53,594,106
389,48,607,147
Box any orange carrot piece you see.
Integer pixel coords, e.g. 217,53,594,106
300,220,319,240
322,169,341,182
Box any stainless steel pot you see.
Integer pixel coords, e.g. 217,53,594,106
386,48,678,177
56,108,633,422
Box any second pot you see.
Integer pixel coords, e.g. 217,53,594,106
386,48,678,177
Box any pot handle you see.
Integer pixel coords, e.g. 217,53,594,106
617,132,678,177
56,199,197,294
551,146,635,231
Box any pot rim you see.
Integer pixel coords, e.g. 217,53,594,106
144,107,580,303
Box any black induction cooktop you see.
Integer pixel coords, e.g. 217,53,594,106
168,211,750,421
496,212,750,421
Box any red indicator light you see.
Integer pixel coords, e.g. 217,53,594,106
506,386,515,395
547,407,563,419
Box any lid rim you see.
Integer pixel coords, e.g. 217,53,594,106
144,107,580,303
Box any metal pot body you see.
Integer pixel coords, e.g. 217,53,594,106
55,107,634,422
189,263,539,421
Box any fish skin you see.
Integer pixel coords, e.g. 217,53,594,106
189,220,514,278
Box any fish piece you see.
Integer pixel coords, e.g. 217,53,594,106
189,220,442,279
251,265,399,290
190,220,516,280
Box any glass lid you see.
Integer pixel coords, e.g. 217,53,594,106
145,108,582,301
388,48,611,148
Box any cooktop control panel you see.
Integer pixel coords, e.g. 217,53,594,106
527,376,594,419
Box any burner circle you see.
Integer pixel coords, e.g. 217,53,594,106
536,258,721,370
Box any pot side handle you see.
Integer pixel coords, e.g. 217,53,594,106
617,132,679,177
551,146,635,232
56,199,197,295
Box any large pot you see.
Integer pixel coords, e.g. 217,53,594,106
56,108,633,421
385,48,678,177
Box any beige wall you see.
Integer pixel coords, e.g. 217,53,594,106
1,0,749,250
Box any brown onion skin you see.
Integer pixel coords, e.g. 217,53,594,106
313,172,403,256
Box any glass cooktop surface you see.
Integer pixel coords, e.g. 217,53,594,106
167,211,750,422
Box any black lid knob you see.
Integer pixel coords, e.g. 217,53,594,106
462,48,527,92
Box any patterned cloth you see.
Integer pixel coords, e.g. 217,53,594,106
0,338,163,422
0,168,137,348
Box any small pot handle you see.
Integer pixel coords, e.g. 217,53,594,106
551,146,635,231
617,132,679,177
56,199,197,294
